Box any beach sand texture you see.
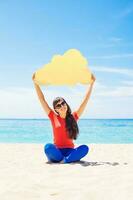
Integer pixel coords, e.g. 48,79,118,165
0,144,133,200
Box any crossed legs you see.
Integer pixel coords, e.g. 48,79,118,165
44,143,89,163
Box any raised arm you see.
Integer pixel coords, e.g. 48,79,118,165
32,73,52,115
75,74,96,118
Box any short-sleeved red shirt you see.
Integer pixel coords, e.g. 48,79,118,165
48,110,79,148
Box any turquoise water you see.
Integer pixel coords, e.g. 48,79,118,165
0,119,133,143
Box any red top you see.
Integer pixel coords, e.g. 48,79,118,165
48,110,79,148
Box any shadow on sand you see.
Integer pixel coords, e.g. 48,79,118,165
70,160,120,167
46,160,128,167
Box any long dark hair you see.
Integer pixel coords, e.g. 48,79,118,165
53,97,79,140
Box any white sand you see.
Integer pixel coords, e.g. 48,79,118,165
0,144,133,200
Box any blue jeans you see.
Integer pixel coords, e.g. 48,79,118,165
44,143,89,163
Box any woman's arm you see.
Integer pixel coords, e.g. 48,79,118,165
75,74,96,118
32,73,52,115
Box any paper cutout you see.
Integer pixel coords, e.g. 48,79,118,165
34,49,93,86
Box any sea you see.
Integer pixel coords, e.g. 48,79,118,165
0,119,133,144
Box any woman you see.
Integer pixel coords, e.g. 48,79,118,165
32,73,96,164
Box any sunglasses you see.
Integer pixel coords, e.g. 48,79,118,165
55,101,66,109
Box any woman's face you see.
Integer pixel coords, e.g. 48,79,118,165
54,100,68,115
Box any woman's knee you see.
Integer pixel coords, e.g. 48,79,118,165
44,143,56,153
78,145,89,154
44,143,63,162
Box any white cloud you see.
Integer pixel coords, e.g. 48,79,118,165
0,65,133,119
95,85,133,97
89,53,133,59
91,42,133,49
0,86,85,118
109,37,123,43
83,80,133,97
122,80,133,86
91,66,133,77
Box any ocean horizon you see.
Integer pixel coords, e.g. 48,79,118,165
0,118,133,144
0,118,133,120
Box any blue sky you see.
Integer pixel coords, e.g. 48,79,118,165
0,0,133,118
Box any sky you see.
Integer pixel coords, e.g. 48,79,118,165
0,0,133,119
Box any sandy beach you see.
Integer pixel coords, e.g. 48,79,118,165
0,143,133,200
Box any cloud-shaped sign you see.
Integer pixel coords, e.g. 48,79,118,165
35,49,93,86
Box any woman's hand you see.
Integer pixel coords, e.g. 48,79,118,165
32,73,38,85
90,73,96,85
32,73,37,83
32,73,35,81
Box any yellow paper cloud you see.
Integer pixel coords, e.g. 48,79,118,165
34,49,93,86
